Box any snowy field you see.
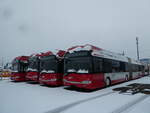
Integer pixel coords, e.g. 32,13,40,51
0,76,150,113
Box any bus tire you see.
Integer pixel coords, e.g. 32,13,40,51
105,77,111,87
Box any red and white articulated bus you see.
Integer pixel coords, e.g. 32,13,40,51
11,56,29,81
39,50,66,86
63,44,146,90
26,54,41,82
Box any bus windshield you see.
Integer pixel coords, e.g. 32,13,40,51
12,60,28,72
28,57,39,71
40,55,58,73
12,62,19,72
64,51,93,74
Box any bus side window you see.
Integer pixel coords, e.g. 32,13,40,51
125,63,128,72
112,60,120,72
93,57,103,73
103,58,112,73
132,64,139,72
120,62,126,72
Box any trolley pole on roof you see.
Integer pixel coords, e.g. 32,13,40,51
136,37,140,60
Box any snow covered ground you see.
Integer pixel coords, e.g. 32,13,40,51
0,76,150,113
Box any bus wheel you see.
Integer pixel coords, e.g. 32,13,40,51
125,75,128,81
105,78,111,87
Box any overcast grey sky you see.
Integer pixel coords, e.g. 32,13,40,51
0,0,150,64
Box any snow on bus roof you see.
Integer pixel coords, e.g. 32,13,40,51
15,56,29,61
40,50,66,58
56,50,66,57
13,56,29,63
92,48,129,63
40,51,53,57
53,49,66,57
30,53,43,57
67,44,102,53
68,44,142,64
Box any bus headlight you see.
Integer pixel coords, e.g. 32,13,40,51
81,80,92,84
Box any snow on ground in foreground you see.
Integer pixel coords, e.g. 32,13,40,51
0,76,150,113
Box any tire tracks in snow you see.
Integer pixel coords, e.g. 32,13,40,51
111,95,149,113
45,91,115,113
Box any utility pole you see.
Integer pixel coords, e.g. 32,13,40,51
136,37,140,60
2,57,4,68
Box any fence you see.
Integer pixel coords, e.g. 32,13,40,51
0,70,11,80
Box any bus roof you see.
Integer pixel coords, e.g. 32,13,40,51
67,44,142,65
15,56,29,61
13,56,29,64
41,50,66,58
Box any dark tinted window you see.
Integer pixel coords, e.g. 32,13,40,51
120,62,126,72
112,60,120,72
65,51,91,58
131,64,139,72
103,58,112,73
102,59,127,73
12,63,19,71
12,60,28,72
28,57,40,70
64,57,93,73
125,63,131,72
40,55,63,73
19,62,28,72
93,57,103,73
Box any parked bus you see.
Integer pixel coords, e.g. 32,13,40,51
143,64,150,75
63,44,145,90
26,53,41,82
140,58,150,75
39,50,66,86
11,56,29,81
